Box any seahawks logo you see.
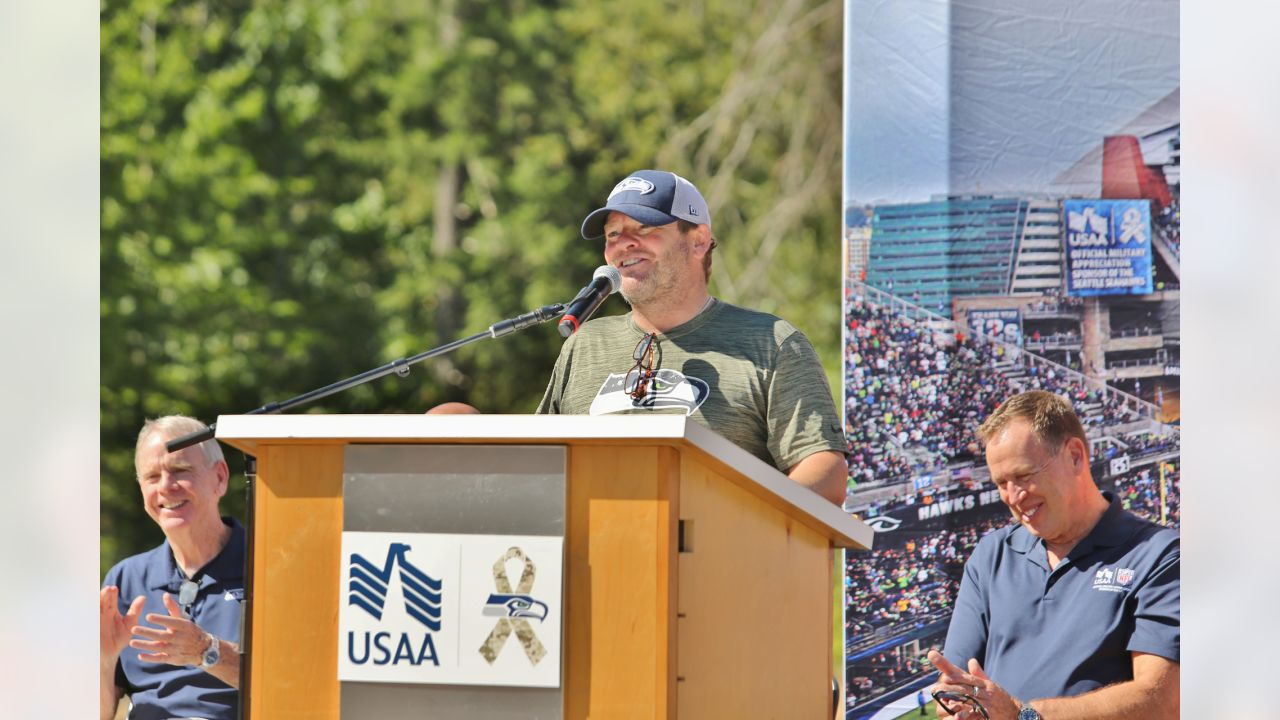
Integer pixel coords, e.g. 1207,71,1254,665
863,516,904,533
483,594,549,622
588,369,709,416
609,176,655,198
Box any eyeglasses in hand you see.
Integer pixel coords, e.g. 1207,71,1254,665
931,690,989,719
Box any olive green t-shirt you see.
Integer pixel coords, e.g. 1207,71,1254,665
536,298,846,472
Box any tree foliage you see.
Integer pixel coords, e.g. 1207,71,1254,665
101,0,843,573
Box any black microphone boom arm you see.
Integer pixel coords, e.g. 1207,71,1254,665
163,302,567,453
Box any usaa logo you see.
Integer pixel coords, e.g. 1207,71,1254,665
346,542,443,667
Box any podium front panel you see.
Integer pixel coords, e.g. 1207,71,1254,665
223,415,870,720
339,444,566,720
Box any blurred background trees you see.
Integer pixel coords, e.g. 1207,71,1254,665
101,0,843,572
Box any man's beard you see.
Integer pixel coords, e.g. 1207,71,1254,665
619,235,690,308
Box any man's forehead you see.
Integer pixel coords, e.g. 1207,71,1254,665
161,453,198,468
137,452,195,470
988,417,1059,461
136,435,202,468
985,419,1052,462
987,417,1035,446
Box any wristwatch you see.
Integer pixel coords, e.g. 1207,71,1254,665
198,632,220,670
1018,705,1043,720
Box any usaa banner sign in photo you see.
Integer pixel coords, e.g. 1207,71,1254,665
1062,199,1154,297
338,531,564,687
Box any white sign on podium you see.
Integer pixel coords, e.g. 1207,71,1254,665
338,531,563,688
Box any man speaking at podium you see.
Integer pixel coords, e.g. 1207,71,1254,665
100,416,245,720
536,169,848,505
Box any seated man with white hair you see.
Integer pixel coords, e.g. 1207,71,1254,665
101,416,244,720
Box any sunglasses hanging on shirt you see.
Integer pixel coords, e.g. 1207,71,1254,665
626,333,660,402
178,579,199,618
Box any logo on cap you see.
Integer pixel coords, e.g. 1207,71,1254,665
609,177,655,199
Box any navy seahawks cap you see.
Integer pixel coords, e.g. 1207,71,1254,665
580,169,712,239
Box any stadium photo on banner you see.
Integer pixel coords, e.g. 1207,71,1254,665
840,0,1180,717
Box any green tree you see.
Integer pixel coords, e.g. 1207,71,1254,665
101,0,845,573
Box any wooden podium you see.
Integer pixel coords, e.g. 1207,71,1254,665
217,414,871,720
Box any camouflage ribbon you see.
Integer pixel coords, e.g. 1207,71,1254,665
478,547,547,665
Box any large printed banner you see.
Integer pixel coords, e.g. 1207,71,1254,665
1062,200,1154,297
967,308,1022,344
862,488,1007,535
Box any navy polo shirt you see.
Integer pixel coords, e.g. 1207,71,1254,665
103,518,245,720
942,493,1179,701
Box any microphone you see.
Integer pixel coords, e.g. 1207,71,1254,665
558,265,622,337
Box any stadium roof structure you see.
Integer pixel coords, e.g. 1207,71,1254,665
1052,88,1180,197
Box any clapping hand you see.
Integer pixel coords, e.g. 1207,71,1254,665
100,586,145,664
128,592,211,667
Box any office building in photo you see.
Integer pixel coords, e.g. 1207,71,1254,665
863,196,1063,314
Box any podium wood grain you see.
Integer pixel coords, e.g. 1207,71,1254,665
565,445,679,720
675,453,829,718
250,444,344,720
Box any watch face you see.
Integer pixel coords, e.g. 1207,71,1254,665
1018,707,1042,720
201,638,219,667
